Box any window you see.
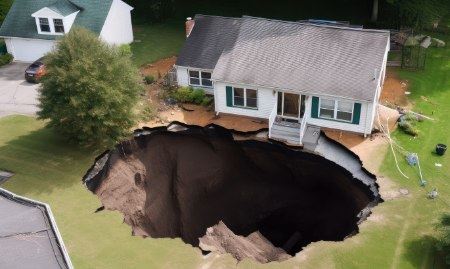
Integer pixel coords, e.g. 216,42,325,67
53,19,65,33
319,98,353,122
233,87,257,109
188,70,213,87
201,72,212,87
337,101,353,121
319,99,335,119
39,18,50,32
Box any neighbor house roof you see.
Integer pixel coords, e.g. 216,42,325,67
0,188,73,269
212,16,390,101
175,15,242,70
0,0,113,40
47,0,81,16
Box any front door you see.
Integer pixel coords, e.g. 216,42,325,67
277,92,305,122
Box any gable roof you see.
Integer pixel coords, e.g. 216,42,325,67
0,0,113,40
177,15,390,102
47,0,81,16
0,188,73,269
175,15,242,70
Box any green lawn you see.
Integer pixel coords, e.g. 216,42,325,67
1,22,449,269
131,20,185,67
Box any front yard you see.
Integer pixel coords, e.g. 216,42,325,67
0,21,449,268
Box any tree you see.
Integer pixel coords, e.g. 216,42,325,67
0,0,12,24
371,0,379,22
437,213,450,265
38,27,143,146
387,0,449,29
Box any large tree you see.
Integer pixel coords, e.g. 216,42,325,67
0,0,12,24
437,213,450,265
38,27,143,146
383,0,449,28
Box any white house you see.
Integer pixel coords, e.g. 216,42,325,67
0,0,134,62
175,15,390,145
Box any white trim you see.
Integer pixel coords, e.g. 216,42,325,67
188,69,213,88
0,188,74,269
231,86,258,109
318,98,354,123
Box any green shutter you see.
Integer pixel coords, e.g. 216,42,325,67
226,86,233,107
311,96,319,118
352,103,362,124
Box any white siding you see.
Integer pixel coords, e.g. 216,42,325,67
305,95,372,135
214,82,277,119
100,0,134,45
176,66,214,94
176,66,189,86
63,12,79,34
5,37,56,62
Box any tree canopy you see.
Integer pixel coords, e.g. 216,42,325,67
38,27,143,147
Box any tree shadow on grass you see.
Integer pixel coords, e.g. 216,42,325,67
0,124,104,196
403,235,447,269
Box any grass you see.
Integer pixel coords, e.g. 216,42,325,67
130,20,185,67
1,18,449,269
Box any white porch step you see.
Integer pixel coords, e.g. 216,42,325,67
270,126,301,144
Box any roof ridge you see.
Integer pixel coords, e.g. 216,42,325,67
194,14,242,20
241,15,390,34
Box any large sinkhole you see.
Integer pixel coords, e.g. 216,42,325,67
83,122,381,263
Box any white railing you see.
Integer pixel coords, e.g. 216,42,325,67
299,96,311,144
268,102,278,138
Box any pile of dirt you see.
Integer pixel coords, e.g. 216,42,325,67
83,123,381,263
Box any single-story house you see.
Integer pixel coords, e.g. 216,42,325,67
175,15,390,145
0,0,134,62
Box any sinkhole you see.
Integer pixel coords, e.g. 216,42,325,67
83,122,381,263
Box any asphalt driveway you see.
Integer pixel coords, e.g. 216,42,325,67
0,62,39,117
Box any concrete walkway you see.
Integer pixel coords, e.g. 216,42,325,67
0,63,39,117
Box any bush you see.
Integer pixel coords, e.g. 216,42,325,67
436,213,450,265
144,75,155,84
171,87,211,106
37,27,143,147
191,88,206,104
118,44,132,56
398,120,419,136
0,53,13,66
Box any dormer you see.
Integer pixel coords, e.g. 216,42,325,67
31,0,81,35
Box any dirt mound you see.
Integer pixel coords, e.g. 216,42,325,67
83,123,380,263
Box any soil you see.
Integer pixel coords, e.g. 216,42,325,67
140,56,177,79
84,123,380,263
379,68,410,108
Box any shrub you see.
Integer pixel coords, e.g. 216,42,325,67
0,53,13,66
118,44,132,56
201,96,213,107
398,121,419,136
172,86,194,103
37,27,144,147
141,105,157,121
144,75,155,84
191,88,206,104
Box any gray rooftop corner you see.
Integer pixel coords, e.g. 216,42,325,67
0,0,114,40
177,15,390,101
0,188,73,269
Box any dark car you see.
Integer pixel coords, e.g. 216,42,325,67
24,57,46,83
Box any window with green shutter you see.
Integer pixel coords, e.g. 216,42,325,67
311,96,319,118
352,103,362,124
226,86,233,107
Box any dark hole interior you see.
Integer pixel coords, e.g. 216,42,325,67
84,124,380,261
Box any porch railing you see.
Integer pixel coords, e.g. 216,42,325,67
268,102,277,138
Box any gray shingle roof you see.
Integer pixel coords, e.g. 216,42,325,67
212,16,390,101
175,15,242,70
0,188,72,269
47,0,81,17
0,0,113,40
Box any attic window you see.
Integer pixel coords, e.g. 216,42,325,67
53,19,65,33
39,18,50,32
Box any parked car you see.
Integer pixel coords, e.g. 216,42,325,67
24,58,46,83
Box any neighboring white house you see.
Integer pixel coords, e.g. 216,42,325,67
0,0,134,62
175,15,390,145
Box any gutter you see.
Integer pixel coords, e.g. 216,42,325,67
0,188,74,269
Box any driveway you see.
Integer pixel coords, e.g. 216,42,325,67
0,62,39,117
